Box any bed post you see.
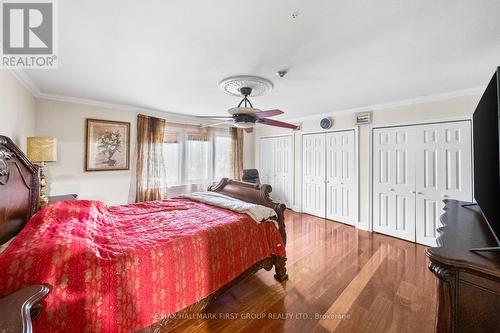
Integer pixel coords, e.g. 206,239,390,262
208,178,288,282
272,254,288,282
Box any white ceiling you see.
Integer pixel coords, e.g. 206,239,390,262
25,0,500,119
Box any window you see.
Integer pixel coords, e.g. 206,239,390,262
214,135,231,180
162,125,231,187
186,133,210,182
163,132,181,186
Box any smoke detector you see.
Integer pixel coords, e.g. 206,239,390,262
219,75,273,97
276,70,288,78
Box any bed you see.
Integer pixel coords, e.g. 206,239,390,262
0,135,288,332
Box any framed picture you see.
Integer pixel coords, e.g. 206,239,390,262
85,119,130,171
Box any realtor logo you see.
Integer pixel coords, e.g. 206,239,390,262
1,0,57,68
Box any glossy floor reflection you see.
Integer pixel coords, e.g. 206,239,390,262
163,210,437,333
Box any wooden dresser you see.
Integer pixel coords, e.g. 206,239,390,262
426,200,500,333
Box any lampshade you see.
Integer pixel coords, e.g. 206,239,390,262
27,137,57,162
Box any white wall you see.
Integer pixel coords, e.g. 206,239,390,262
0,71,36,151
35,98,255,205
35,99,137,204
255,93,482,229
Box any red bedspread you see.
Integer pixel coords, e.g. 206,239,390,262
0,199,285,332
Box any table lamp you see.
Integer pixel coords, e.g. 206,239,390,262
27,137,57,205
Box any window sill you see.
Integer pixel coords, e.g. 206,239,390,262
165,181,219,198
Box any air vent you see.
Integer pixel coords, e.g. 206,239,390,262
355,112,372,125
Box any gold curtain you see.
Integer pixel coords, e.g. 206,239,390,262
135,114,167,202
230,127,244,180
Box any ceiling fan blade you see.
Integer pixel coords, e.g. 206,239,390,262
196,115,233,119
257,118,299,130
244,127,254,133
200,121,232,128
254,109,284,119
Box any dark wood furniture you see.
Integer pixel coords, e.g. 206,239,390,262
0,136,39,245
0,285,51,333
48,194,78,204
426,199,500,333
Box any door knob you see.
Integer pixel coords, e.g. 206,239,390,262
390,188,395,191
442,194,449,198
417,192,423,195
412,191,416,194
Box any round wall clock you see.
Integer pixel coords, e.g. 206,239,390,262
320,117,333,129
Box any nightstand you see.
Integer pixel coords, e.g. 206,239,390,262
48,194,78,204
0,285,51,332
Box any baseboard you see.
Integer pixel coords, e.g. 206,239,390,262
289,205,302,213
356,223,370,231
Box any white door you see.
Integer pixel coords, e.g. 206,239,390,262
326,130,357,225
415,121,472,246
259,136,293,207
373,127,417,241
302,133,326,217
259,137,274,186
274,136,293,207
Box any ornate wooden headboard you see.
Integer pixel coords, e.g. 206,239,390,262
0,136,39,245
208,178,287,245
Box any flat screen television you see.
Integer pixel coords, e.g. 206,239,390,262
471,66,500,252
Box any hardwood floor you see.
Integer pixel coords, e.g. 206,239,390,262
163,210,437,333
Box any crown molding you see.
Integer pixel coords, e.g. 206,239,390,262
8,69,40,97
8,68,485,124
36,92,210,124
7,69,205,123
284,86,485,123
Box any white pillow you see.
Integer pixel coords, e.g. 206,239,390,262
0,237,15,254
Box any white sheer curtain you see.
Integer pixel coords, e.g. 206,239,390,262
161,123,231,197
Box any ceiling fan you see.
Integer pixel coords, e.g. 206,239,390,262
197,87,299,133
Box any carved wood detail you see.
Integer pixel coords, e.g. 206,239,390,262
0,145,13,185
428,262,457,333
0,136,40,245
272,254,288,282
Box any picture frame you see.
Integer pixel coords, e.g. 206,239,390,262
85,119,130,171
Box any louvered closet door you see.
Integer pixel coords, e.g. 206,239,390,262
303,133,326,217
415,121,472,246
326,131,356,225
373,127,416,241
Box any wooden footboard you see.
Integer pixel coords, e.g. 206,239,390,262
147,178,289,332
208,178,287,245
208,178,288,282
